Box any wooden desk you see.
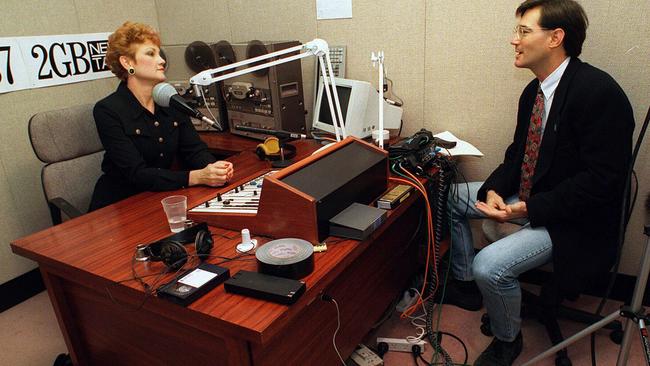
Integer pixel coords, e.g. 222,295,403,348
11,140,422,365
198,131,260,157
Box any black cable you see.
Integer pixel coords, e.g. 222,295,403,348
107,250,254,312
385,77,404,106
372,209,427,330
419,357,470,366
431,331,469,365
425,159,455,366
387,129,462,365
412,344,423,365
106,254,188,312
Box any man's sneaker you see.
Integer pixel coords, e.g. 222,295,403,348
435,278,483,311
474,332,523,366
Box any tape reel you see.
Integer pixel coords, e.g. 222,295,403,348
213,40,236,67
256,238,314,279
185,41,217,72
246,40,269,77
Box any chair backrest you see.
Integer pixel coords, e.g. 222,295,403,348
28,104,104,224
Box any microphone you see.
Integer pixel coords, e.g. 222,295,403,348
153,82,222,130
234,125,308,139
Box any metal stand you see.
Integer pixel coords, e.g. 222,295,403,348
522,224,650,366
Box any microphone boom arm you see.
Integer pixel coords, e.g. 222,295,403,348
189,39,347,141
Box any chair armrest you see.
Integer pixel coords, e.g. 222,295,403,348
48,197,83,225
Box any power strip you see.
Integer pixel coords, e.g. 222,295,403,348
376,337,426,353
350,344,383,366
395,289,418,313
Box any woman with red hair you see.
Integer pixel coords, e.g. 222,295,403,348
89,22,233,211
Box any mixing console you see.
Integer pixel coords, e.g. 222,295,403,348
190,171,278,214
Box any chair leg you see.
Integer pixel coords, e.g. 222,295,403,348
537,284,574,365
557,304,623,331
538,309,573,365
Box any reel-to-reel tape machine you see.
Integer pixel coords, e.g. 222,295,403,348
161,42,225,131
162,40,306,138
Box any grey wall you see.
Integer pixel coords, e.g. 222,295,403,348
0,0,159,283
1,0,648,284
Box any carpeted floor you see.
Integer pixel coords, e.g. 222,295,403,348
367,285,645,366
0,288,645,365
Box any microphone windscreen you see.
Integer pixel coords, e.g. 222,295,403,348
152,82,178,107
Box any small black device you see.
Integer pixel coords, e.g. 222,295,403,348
157,263,230,306
329,203,387,240
388,128,454,175
224,270,306,305
135,222,214,270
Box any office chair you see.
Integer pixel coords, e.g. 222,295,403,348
28,104,104,225
479,109,648,366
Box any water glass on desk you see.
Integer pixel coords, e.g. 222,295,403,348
161,195,187,233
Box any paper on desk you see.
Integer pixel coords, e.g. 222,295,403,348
434,131,484,157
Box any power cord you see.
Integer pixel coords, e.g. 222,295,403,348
412,344,423,365
322,294,346,366
376,341,389,358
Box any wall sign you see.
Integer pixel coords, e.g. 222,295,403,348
0,32,113,94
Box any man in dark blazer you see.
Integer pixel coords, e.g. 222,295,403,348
445,1,634,365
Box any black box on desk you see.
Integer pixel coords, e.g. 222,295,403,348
157,263,230,306
329,203,387,240
224,270,306,305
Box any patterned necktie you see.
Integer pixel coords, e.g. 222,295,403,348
519,86,544,201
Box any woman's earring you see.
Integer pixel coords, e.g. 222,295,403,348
128,67,135,75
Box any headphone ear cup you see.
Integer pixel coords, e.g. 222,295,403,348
282,143,297,160
256,145,267,160
256,137,281,160
194,229,213,260
160,241,187,270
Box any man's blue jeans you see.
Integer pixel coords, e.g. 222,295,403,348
447,182,552,342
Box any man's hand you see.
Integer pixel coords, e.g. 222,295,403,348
189,161,234,187
475,200,528,223
486,190,508,211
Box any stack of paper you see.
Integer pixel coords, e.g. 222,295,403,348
434,131,483,157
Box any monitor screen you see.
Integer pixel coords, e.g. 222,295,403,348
317,84,351,127
312,77,402,138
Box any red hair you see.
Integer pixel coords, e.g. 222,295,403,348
105,21,161,81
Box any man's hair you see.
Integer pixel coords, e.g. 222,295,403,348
516,0,588,57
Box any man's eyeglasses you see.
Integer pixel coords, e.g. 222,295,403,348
513,25,550,40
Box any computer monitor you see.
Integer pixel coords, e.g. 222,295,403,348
312,77,402,138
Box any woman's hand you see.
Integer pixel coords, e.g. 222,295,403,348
189,161,234,187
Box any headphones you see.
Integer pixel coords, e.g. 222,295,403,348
135,224,214,270
255,137,297,161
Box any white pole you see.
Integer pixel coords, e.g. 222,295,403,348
323,52,347,138
318,56,341,141
378,52,384,148
371,51,385,148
